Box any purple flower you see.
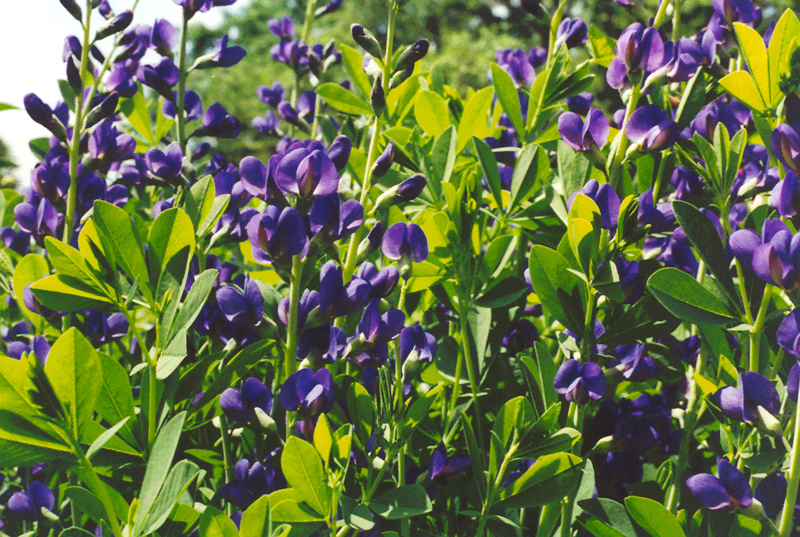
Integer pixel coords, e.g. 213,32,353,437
15,198,63,239
327,135,352,172
553,359,605,404
85,311,128,345
220,377,273,425
194,35,246,69
565,92,593,115
494,48,535,87
710,372,779,424
216,278,264,327
220,457,284,510
257,82,285,108
558,107,609,153
151,19,178,57
239,155,280,201
145,142,183,183
252,111,280,136
192,103,241,138
755,473,789,519
556,18,588,49
615,344,657,382
7,482,55,522
275,147,340,198
712,0,762,26
353,299,404,347
162,90,203,121
355,262,399,300
246,204,307,264
382,222,428,262
777,308,800,359
30,160,70,201
662,38,706,82
318,261,371,318
89,120,136,164
279,368,334,417
429,442,470,484
400,323,437,364
771,171,800,218
733,219,799,290
501,319,539,355
609,23,665,85
297,323,346,364
268,16,295,40
567,179,620,230
308,194,363,242
139,58,180,101
771,123,800,174
686,458,753,510
626,105,678,152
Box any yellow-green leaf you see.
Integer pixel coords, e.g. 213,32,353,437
414,90,451,137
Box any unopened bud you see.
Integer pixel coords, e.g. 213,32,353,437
372,141,395,178
23,93,68,142
94,10,133,42
66,55,83,92
395,174,426,202
59,0,83,22
371,75,385,117
399,254,413,280
395,39,429,73
357,222,383,261
254,407,278,433
756,406,783,437
591,435,614,454
389,65,414,90
351,24,383,59
85,92,120,128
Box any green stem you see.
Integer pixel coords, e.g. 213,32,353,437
176,10,189,154
652,0,671,30
218,413,234,514
671,0,682,42
749,286,772,374
779,393,800,536
476,441,519,537
560,497,574,537
580,291,598,361
607,83,643,192
300,0,317,43
75,447,124,537
148,362,158,446
665,349,707,513
284,253,304,380
459,297,484,446
735,259,754,326
769,349,786,381
63,0,93,246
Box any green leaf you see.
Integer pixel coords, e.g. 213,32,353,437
490,63,524,138
192,342,269,410
370,485,433,520
431,125,458,196
240,495,270,537
414,90,451,137
528,246,585,333
475,276,528,308
494,452,583,508
340,496,374,530
508,144,547,213
64,487,107,526
317,82,373,115
719,71,766,113
0,102,18,112
674,69,711,131
672,200,738,310
598,294,680,346
156,329,188,379
164,268,218,349
45,328,102,440
147,207,195,304
13,253,50,332
282,436,330,516
483,235,516,278
198,506,240,537
347,381,374,448
340,44,372,99
95,353,137,448
313,413,334,464
0,409,72,466
473,136,504,210
733,22,771,110
197,195,230,239
93,200,151,303
86,417,130,459
31,275,113,312
768,10,800,108
184,176,216,232
121,89,155,145
578,498,638,537
624,496,686,537
269,488,326,522
29,138,50,161
647,268,738,326
402,385,444,440
587,25,616,68
557,142,592,203
457,86,493,152
140,460,203,536
133,412,187,537
59,529,96,537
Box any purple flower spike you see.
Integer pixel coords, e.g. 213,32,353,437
382,222,428,262
151,19,178,57
777,308,800,359
626,105,678,152
710,372,779,423
686,458,753,510
553,359,605,404
297,323,346,364
279,368,334,417
616,344,657,382
257,82,285,108
558,107,609,153
275,148,340,199
713,0,762,26
318,261,371,318
7,481,55,522
308,195,363,241
193,103,241,138
195,35,247,69
216,278,264,327
220,377,274,425
246,204,308,264
556,18,588,49
268,16,295,40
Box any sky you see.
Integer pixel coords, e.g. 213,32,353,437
0,0,248,180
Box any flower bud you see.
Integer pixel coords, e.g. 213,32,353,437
351,24,383,59
59,0,83,22
389,65,414,90
372,141,395,178
395,174,426,202
371,74,385,117
23,94,68,142
84,92,120,128
66,55,83,92
357,222,383,261
395,39,429,73
253,406,278,433
94,10,133,42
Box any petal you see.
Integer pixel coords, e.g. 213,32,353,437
755,472,786,519
558,112,586,151
718,457,753,507
729,229,761,267
311,152,341,197
581,361,606,399
276,207,307,257
239,156,268,199
742,371,779,417
626,105,665,145
553,359,582,393
279,369,315,412
787,362,800,402
216,287,248,324
28,481,54,512
318,260,343,314
686,474,733,510
274,148,308,194
220,388,246,422
407,223,429,262
382,222,408,260
711,386,744,421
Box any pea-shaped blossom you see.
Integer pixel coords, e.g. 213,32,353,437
713,0,762,26
400,323,437,364
145,142,183,183
382,222,428,262
558,108,609,153
754,472,789,520
216,278,264,327
501,319,539,355
279,368,334,417
220,378,274,425
354,299,405,347
770,171,800,218
710,372,779,424
220,459,271,510
193,34,246,69
771,123,800,174
777,308,800,359
686,458,752,510
245,204,307,264
626,105,678,153
730,218,799,291
429,442,470,484
614,344,657,382
553,359,605,404
612,23,665,74
275,147,340,199
7,482,55,522
494,48,535,87
555,18,588,49
567,180,620,230
318,260,371,318
355,262,400,300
